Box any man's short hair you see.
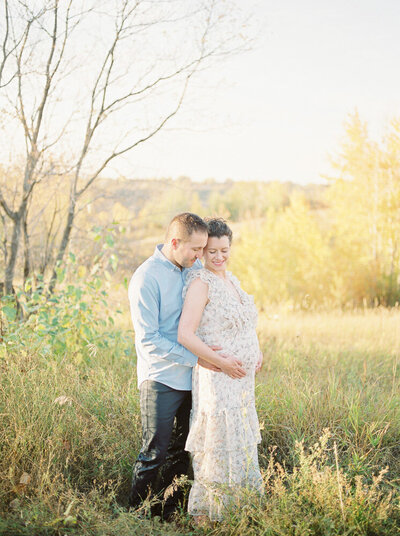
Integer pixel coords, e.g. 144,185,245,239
166,212,208,241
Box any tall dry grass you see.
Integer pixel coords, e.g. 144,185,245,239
1,309,400,534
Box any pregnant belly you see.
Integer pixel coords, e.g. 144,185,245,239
202,330,260,370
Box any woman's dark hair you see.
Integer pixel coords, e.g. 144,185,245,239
205,217,233,244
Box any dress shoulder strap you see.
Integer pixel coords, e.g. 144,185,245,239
182,268,216,300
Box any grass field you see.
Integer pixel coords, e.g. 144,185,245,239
1,309,400,535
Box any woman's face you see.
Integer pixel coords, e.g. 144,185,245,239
203,235,231,273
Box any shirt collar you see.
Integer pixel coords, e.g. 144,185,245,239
153,244,182,271
153,244,203,273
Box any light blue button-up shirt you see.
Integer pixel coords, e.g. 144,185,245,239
128,245,201,390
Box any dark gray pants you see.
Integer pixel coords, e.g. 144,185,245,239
128,380,192,516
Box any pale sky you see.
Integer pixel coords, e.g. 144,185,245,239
116,0,400,185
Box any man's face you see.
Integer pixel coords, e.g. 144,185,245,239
172,231,208,268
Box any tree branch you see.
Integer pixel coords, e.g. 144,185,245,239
0,188,17,221
0,0,11,86
77,71,193,198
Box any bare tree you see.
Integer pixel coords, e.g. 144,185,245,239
0,1,70,293
0,0,250,295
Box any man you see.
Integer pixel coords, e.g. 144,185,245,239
128,212,244,519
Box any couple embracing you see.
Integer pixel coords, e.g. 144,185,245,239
128,212,263,523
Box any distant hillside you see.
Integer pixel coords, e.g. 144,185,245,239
72,177,330,275
84,177,328,218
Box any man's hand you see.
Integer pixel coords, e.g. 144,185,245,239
218,352,246,379
198,357,221,372
256,350,263,373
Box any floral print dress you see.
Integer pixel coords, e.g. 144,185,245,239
183,268,263,520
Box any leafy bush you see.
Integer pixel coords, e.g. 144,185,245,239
1,250,125,364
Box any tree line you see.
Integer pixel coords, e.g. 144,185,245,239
2,110,400,308
231,113,400,308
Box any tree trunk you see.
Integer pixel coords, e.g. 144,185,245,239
48,202,75,294
5,212,22,295
22,211,31,289
0,210,8,272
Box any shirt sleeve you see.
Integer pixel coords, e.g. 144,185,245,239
129,271,198,368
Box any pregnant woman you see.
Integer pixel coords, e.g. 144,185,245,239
178,218,264,523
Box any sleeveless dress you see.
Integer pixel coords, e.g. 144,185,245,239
183,268,263,520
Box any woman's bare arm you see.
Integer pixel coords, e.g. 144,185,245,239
178,278,246,379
